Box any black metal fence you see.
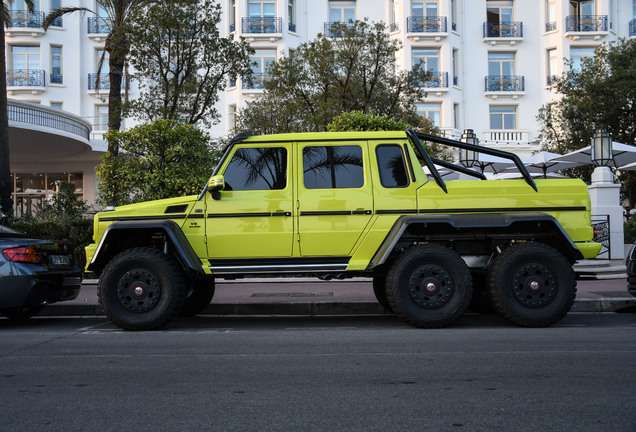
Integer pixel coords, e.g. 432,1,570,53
592,214,611,260
8,103,90,141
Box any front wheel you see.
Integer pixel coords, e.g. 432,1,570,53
179,279,215,317
386,244,472,328
486,242,576,327
98,248,186,331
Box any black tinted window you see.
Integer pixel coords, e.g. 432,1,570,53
376,145,409,188
303,145,364,189
223,147,287,191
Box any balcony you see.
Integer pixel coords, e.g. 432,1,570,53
50,73,63,84
483,129,530,146
406,16,448,41
243,73,270,91
323,21,355,37
483,21,523,45
6,69,46,94
241,16,282,41
484,75,525,98
88,73,126,94
418,72,449,95
6,10,47,36
87,17,111,41
565,15,608,40
545,21,557,32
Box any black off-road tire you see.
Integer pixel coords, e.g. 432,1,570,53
486,242,576,327
179,279,215,317
386,244,472,328
98,247,187,331
372,276,392,312
1,305,45,319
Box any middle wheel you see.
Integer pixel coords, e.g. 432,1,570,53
386,244,472,328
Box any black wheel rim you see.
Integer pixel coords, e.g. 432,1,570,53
512,263,557,308
117,268,162,313
408,264,454,309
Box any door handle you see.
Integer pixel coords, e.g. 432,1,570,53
272,211,292,217
352,209,372,215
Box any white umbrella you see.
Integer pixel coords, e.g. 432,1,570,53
510,151,584,178
553,142,636,168
470,153,515,174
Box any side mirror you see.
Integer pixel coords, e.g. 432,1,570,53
208,175,225,200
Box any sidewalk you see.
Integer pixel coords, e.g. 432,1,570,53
41,276,636,317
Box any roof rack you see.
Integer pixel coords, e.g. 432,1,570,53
405,129,538,194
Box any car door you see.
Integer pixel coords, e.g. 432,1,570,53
296,140,374,256
206,143,294,259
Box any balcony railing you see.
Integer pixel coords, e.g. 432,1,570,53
243,73,269,90
88,17,111,34
241,16,282,34
88,73,126,90
323,21,355,37
8,100,90,141
389,22,398,32
546,75,559,86
483,21,523,38
418,72,448,88
406,16,447,33
485,75,525,92
50,73,63,84
289,23,296,32
565,15,608,32
630,20,635,36
8,10,45,28
545,21,557,32
7,69,45,87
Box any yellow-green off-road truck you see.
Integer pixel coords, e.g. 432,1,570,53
85,130,601,330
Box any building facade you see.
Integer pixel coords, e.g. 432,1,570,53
5,0,636,213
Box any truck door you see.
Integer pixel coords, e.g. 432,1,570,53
296,141,374,256
206,143,294,258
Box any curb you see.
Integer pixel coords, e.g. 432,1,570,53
39,298,636,317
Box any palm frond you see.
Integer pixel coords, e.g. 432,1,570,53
42,6,92,30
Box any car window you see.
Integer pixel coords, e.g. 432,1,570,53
222,147,287,191
376,144,409,188
303,145,364,189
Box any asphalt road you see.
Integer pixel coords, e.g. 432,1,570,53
1,313,635,432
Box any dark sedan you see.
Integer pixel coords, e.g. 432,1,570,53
626,244,636,298
0,225,81,319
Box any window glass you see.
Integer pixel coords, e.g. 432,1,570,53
376,145,409,188
489,105,516,129
223,147,287,191
303,145,363,189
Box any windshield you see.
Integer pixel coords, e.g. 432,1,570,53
0,226,27,238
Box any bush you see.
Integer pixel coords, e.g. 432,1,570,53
625,218,636,243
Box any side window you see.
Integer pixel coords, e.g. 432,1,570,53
376,144,409,188
223,147,287,191
303,145,364,189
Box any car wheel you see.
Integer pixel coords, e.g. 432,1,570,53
486,242,576,327
386,244,472,328
372,276,392,312
98,247,186,331
1,305,45,320
179,279,215,317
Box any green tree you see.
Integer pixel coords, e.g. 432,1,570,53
237,19,430,134
38,181,90,221
96,120,220,206
0,0,35,218
537,38,636,154
124,0,253,128
43,0,157,155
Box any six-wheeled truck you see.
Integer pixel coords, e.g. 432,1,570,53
85,130,601,330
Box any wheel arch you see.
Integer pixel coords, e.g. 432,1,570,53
87,220,204,276
368,213,583,269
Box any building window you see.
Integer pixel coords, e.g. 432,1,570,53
413,48,446,87
412,1,438,18
329,1,355,23
51,102,63,110
546,0,557,31
569,47,596,72
485,0,520,37
95,105,108,130
288,0,295,31
303,145,363,189
229,0,236,32
229,104,238,130
487,52,517,91
416,102,441,127
567,0,606,32
390,0,399,31
452,48,459,86
489,105,516,130
453,103,460,129
9,45,42,87
12,172,83,218
547,48,558,85
245,49,276,89
245,0,279,33
51,46,62,84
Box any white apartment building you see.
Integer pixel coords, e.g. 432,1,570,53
5,0,636,214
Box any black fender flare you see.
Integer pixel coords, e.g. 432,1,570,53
368,213,582,269
88,220,204,275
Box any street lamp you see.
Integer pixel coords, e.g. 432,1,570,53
459,129,479,168
591,128,613,167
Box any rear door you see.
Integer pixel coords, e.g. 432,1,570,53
296,140,374,256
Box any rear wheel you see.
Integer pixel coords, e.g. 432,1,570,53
486,242,576,327
372,276,392,312
98,247,186,331
386,244,472,328
179,279,215,317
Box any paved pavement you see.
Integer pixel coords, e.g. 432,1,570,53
41,276,636,317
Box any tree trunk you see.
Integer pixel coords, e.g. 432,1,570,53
106,37,126,156
0,23,13,216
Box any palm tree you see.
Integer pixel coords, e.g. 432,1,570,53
43,0,155,155
0,0,35,217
